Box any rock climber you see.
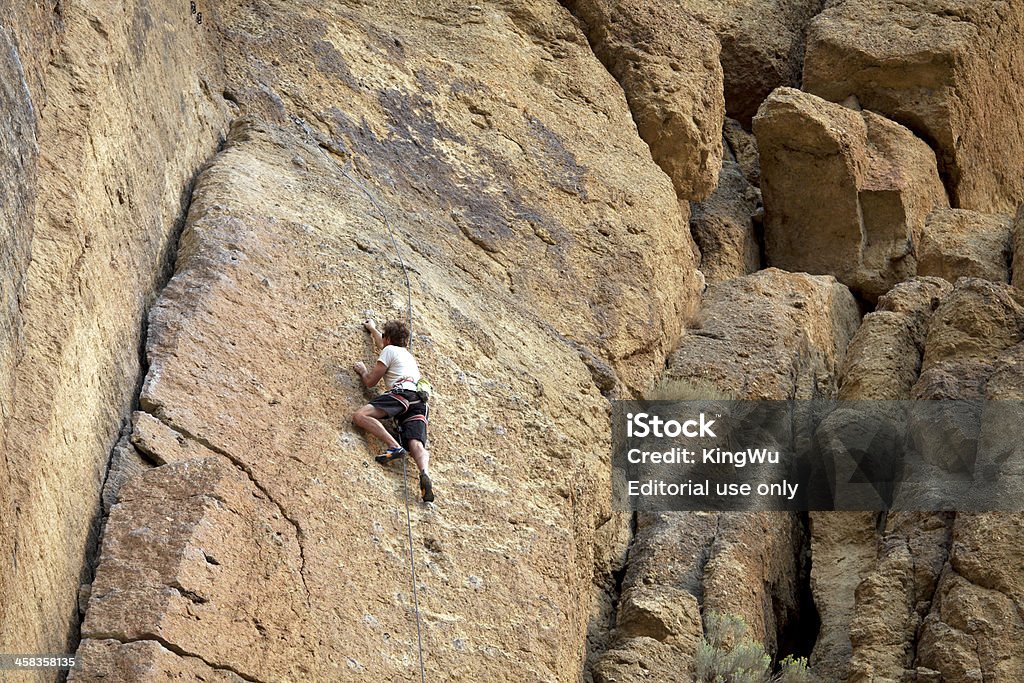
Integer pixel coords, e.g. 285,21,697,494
352,318,434,502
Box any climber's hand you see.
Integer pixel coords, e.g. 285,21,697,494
353,361,367,377
363,318,377,332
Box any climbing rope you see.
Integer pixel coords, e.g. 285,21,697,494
291,116,426,683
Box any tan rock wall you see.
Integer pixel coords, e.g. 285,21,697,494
71,1,704,679
0,0,229,659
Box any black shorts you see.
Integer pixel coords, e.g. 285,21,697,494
370,389,429,447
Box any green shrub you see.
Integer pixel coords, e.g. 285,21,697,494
694,612,815,683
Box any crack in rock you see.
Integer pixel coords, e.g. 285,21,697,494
82,634,265,683
142,411,311,607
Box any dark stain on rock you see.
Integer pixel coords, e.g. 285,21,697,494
129,3,154,62
523,114,588,200
311,40,359,91
323,84,574,277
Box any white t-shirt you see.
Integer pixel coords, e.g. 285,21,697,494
377,345,421,391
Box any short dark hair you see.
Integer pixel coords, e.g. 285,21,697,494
382,319,410,347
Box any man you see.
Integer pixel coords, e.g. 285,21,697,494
352,319,434,502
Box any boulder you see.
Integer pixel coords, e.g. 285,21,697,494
917,209,1012,284
566,0,724,200
803,0,1024,212
591,512,715,680
754,87,948,301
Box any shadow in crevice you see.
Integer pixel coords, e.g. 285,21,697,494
774,511,821,665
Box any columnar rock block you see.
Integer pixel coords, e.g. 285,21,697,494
807,511,878,681
565,0,725,200
804,0,1024,213
916,514,1024,683
754,87,947,301
917,209,1012,284
599,270,859,681
908,282,1024,682
839,277,952,400
591,512,716,682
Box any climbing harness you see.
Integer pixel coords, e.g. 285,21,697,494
291,116,426,683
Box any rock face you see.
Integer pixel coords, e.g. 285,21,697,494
814,277,1024,682
917,209,1012,284
0,22,37,454
664,268,860,400
690,141,763,283
68,0,705,679
591,269,859,682
838,277,952,401
565,0,725,200
755,87,948,301
0,0,229,659
803,0,1024,213
677,0,826,126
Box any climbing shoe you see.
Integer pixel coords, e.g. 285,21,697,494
375,446,407,465
419,472,435,503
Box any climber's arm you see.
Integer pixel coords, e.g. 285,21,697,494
353,360,388,388
363,318,384,350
